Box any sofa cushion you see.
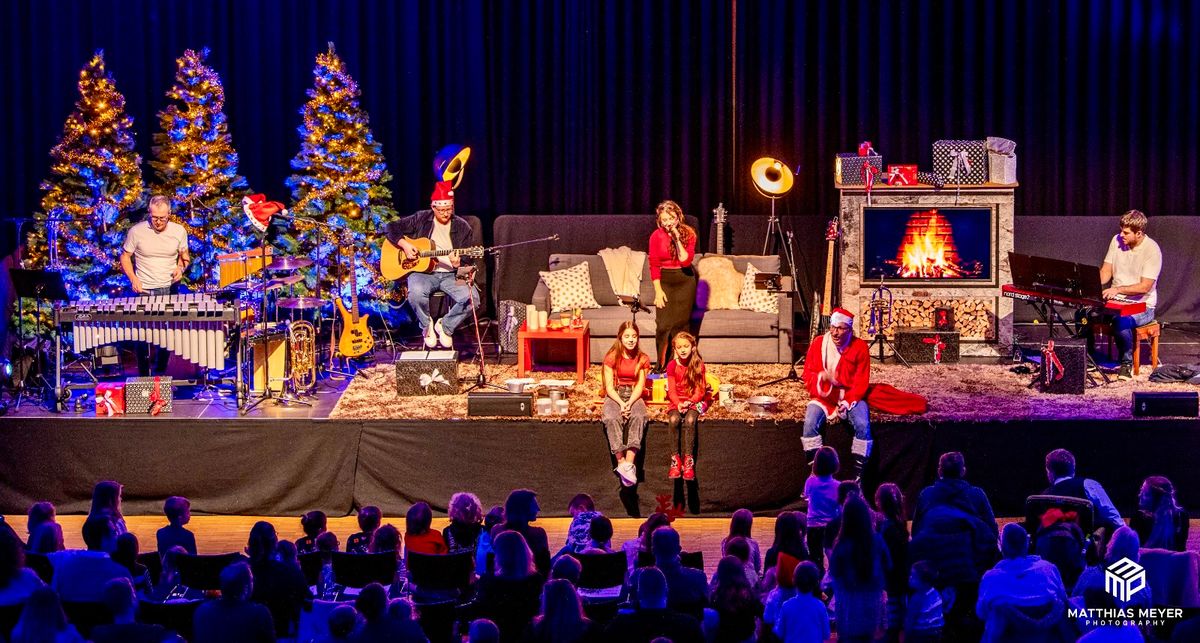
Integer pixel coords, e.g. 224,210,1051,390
696,254,781,275
690,309,779,337
695,256,743,310
538,262,602,312
581,306,656,337
738,264,780,314
547,254,620,306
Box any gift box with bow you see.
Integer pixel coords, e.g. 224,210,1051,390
95,383,126,417
931,140,989,184
125,376,174,415
986,136,1018,185
886,164,918,186
834,145,883,186
395,350,460,396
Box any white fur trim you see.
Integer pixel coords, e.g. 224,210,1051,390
851,438,872,458
830,310,853,327
801,435,824,451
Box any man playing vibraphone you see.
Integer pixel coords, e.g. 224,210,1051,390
119,195,190,375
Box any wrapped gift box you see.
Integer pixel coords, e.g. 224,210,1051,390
932,140,989,184
886,164,918,186
497,300,528,354
125,376,174,415
395,350,460,396
95,383,126,417
895,327,961,364
835,153,883,185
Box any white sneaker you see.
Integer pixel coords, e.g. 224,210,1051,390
424,324,438,348
435,319,453,348
615,462,637,487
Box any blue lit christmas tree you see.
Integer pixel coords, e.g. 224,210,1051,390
150,48,250,286
286,43,396,300
37,51,146,299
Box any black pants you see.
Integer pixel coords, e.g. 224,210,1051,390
655,267,697,365
667,408,699,458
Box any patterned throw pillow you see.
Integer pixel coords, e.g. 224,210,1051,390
538,261,602,313
738,263,779,314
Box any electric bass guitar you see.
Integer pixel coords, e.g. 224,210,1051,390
335,249,374,358
808,218,841,342
380,236,486,281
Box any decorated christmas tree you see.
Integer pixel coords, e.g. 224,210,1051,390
286,43,396,300
38,50,146,299
149,48,250,286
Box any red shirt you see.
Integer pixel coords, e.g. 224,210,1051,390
604,351,650,387
648,228,697,280
405,530,448,556
666,358,712,411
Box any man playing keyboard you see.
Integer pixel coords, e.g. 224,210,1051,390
1097,209,1161,380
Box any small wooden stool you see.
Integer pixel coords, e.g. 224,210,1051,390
1133,321,1161,375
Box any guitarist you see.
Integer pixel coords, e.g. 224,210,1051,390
383,180,479,349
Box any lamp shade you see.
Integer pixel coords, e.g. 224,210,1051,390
750,157,795,198
433,144,472,189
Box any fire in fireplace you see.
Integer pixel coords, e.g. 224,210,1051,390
863,207,993,282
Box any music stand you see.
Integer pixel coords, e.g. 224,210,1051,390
9,269,69,408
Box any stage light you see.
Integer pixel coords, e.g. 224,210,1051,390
433,144,472,189
750,156,795,198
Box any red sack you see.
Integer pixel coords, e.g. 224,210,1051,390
865,383,927,415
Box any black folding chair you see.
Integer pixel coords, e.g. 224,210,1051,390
407,551,475,596
331,551,398,588
576,552,627,591
137,551,163,586
61,601,111,637
138,599,200,640
636,549,704,571
1024,495,1095,536
176,552,246,590
24,551,54,583
298,551,324,586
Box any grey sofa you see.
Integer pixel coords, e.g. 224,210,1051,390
532,253,792,363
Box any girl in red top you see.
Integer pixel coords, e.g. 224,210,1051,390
666,332,711,486
649,200,698,367
602,320,651,488
404,502,448,555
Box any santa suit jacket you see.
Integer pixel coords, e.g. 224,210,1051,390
803,333,871,417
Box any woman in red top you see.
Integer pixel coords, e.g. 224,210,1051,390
649,200,698,367
404,501,448,555
666,331,711,486
602,321,651,489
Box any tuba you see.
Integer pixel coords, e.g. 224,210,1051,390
287,320,318,394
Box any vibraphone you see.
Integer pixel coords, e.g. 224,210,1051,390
55,294,238,371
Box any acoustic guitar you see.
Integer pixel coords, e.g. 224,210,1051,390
808,218,841,343
713,202,728,255
335,249,374,358
380,236,486,281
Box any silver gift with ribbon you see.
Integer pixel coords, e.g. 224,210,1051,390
986,136,1018,185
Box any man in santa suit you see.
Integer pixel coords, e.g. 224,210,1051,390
801,307,873,479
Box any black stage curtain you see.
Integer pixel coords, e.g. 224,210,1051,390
2,0,1196,236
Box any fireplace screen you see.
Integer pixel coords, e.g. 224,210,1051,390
862,207,994,283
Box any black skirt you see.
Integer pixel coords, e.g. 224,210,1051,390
655,267,698,364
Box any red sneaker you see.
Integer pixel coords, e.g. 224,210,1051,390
668,454,682,479
682,455,696,480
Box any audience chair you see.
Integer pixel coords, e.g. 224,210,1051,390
176,552,246,590
1133,321,1161,375
298,551,324,586
23,551,54,584
138,598,200,639
576,552,627,592
136,551,163,586
61,600,112,637
0,603,23,640
635,550,705,570
407,551,473,598
1138,548,1200,608
331,551,398,588
1024,495,1094,536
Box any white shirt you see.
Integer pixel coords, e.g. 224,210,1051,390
431,218,454,272
1103,234,1162,309
123,220,188,289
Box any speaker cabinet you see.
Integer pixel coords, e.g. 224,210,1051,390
1132,392,1199,417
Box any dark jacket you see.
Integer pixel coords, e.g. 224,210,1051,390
914,478,999,539
385,210,476,256
602,607,704,643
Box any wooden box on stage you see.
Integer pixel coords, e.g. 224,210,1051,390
895,327,961,364
248,327,286,395
125,376,174,414
395,350,460,396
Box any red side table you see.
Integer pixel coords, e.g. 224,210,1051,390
517,320,590,383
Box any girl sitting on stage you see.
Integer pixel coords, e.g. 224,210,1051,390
602,320,651,488
666,331,710,482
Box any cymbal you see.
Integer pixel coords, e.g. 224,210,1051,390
266,256,314,271
274,274,306,286
225,276,299,292
277,297,326,310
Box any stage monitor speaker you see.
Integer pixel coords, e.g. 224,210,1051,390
467,391,533,417
1132,391,1199,417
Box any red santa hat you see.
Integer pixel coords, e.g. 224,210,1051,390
242,194,287,233
829,307,854,328
430,180,455,205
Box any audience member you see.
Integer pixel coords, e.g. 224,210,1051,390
976,523,1068,642
581,515,614,554
348,582,426,642
48,515,131,602
276,540,300,570
903,561,947,643
650,526,708,619
525,578,595,642
474,531,545,643
560,493,602,555
819,480,865,555
467,618,501,643
144,545,186,603
88,480,128,549
317,531,339,555
804,446,841,573
156,496,197,555
369,524,402,556
443,493,484,556
621,512,671,578
476,505,505,574
25,502,64,554
385,597,427,641
549,554,582,586
913,452,998,539
0,526,43,606
875,482,910,642
715,537,757,589
192,561,275,643
709,555,763,642
490,489,551,577
347,506,382,555
89,577,168,643
246,520,310,638
773,561,829,643
112,532,151,593
721,508,762,574
1131,475,1189,551
297,510,327,554
10,586,84,643
762,511,809,594
1077,588,1143,643
604,566,704,642
405,502,448,555
828,495,890,643
1072,526,1152,612
1043,448,1123,533
314,604,358,643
